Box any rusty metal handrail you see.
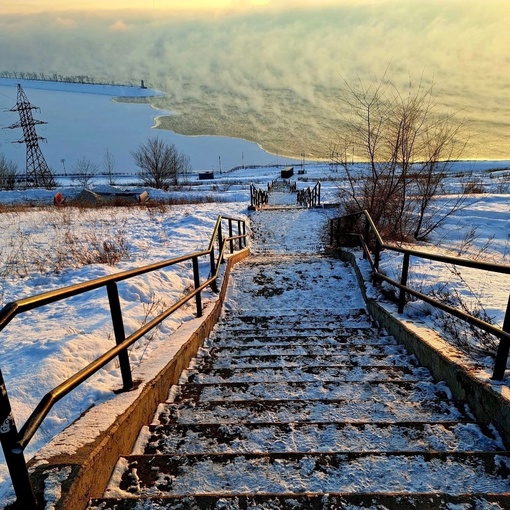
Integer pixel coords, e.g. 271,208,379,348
249,183,268,209
0,214,249,509
297,181,321,208
330,210,510,381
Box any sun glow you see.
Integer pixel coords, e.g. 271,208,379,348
1,0,277,15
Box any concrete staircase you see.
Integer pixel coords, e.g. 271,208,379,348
88,200,510,509
89,255,510,510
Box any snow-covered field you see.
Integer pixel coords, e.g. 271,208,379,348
0,81,509,506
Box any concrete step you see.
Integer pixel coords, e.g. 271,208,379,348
171,380,452,404
102,452,510,497
143,421,503,455
195,352,422,369
207,329,380,346
203,342,409,358
184,365,434,384
89,492,510,510
220,308,369,323
154,398,471,425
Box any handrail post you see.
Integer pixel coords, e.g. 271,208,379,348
492,293,510,380
333,218,338,246
242,221,247,248
107,282,133,391
0,370,37,509
229,219,234,254
374,241,381,271
237,220,242,250
364,215,370,258
398,253,410,313
192,256,203,318
218,222,224,264
363,214,370,260
209,246,218,293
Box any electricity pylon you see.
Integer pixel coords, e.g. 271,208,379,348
7,84,55,188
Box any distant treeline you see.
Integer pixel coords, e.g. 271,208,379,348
0,70,143,88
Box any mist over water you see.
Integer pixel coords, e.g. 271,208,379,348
0,1,509,160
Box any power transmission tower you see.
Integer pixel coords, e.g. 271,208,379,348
7,84,55,188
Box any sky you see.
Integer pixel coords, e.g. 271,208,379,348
0,0,509,159
2,0,343,15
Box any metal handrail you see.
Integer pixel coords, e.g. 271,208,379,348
329,209,510,381
249,183,268,209
297,181,321,208
0,214,249,509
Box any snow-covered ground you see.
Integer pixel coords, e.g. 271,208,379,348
0,80,509,506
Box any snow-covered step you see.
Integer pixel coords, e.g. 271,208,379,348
208,329,384,346
104,452,510,497
212,325,374,338
219,308,370,324
89,493,510,510
154,398,471,425
172,380,452,403
143,421,502,456
203,342,409,358
216,317,374,330
196,352,421,369
185,365,434,384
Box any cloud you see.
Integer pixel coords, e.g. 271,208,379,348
109,20,130,31
0,1,508,159
54,16,77,28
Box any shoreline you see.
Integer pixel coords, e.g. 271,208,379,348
1,78,509,170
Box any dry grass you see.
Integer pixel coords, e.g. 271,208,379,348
0,207,130,277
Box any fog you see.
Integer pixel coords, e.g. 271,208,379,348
0,1,509,160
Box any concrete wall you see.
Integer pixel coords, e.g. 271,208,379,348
337,249,510,448
28,248,250,510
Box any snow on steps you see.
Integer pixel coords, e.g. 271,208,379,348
89,305,510,510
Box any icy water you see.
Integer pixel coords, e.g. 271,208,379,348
2,4,509,162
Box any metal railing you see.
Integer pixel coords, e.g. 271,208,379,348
330,210,510,381
0,215,248,509
249,183,268,209
297,181,321,208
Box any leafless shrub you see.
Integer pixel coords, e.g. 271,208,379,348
430,284,498,358
331,72,468,242
61,230,128,267
72,156,99,188
0,154,19,190
129,293,168,366
0,208,129,277
132,137,191,189
462,177,485,194
103,148,116,186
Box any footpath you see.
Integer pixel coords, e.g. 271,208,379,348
88,186,510,509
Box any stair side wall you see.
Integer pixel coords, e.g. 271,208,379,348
29,248,250,510
336,249,510,448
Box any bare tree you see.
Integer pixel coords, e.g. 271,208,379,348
332,74,467,241
0,154,19,190
103,148,116,186
72,156,99,189
132,137,191,189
